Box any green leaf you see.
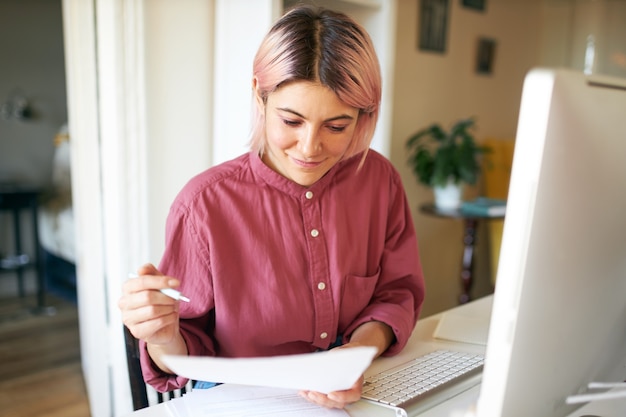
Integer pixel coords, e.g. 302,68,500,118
405,117,491,187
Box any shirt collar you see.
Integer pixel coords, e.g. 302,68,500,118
249,151,362,197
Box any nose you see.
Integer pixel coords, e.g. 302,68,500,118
299,126,321,158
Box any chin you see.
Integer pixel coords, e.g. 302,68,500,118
294,178,316,187
291,173,321,187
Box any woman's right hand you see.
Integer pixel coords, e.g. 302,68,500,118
118,263,183,347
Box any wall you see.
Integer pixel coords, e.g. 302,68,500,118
390,0,543,316
143,0,215,265
541,0,626,77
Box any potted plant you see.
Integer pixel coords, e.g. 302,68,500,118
406,117,490,209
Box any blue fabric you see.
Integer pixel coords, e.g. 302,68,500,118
329,334,344,350
194,381,221,390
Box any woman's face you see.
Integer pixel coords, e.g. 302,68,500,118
260,81,359,187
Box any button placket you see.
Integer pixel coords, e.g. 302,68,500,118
301,188,335,348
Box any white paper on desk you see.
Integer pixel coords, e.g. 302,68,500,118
166,384,349,417
433,312,489,346
162,346,377,394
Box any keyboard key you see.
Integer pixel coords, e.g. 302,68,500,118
362,350,484,410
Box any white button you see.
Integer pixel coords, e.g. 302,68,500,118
317,282,326,290
310,229,319,237
320,332,328,339
305,191,314,199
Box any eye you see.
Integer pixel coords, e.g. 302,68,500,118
327,124,348,133
282,118,301,127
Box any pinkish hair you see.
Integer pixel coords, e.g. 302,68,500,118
249,5,382,166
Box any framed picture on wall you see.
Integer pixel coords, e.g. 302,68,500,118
462,0,486,11
476,37,496,74
418,0,449,53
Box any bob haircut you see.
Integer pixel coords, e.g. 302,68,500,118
249,5,382,167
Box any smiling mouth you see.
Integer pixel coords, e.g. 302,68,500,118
291,156,323,169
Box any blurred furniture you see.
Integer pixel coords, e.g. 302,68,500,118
420,203,504,304
0,183,45,308
38,126,77,303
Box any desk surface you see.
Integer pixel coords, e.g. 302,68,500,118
123,296,626,417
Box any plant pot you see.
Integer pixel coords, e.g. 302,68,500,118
433,181,463,210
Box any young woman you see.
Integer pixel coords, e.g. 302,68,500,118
119,5,425,409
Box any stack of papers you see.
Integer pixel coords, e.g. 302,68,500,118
160,347,378,417
166,385,350,417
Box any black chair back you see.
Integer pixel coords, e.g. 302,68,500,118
123,325,150,410
123,325,191,410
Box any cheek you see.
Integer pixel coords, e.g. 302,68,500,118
325,138,351,157
265,120,294,150
324,130,355,157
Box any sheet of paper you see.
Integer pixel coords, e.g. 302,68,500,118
162,346,377,394
166,384,350,417
433,312,489,345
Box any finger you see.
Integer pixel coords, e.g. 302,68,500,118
123,274,180,294
123,303,178,328
120,286,181,312
125,310,179,342
137,263,160,276
325,376,363,405
121,302,179,341
328,388,360,405
300,391,346,409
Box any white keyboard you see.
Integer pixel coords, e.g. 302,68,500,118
361,349,484,414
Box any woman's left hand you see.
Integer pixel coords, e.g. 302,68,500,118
299,322,394,408
298,341,366,408
298,374,363,409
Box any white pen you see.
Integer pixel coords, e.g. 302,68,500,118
128,273,191,302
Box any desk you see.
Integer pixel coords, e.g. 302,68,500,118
420,204,504,304
0,183,45,309
124,298,491,417
122,296,626,417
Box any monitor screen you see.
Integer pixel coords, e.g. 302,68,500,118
476,68,626,417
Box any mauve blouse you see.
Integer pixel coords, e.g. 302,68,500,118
140,150,425,392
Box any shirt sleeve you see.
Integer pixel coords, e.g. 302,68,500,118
139,195,218,392
343,171,426,356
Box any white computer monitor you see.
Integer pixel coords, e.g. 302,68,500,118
476,68,626,417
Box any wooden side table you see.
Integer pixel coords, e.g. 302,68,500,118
0,183,46,309
420,203,505,304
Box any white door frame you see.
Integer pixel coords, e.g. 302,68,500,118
62,0,149,414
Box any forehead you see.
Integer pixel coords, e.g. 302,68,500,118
268,81,357,117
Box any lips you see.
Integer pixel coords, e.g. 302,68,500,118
291,156,324,169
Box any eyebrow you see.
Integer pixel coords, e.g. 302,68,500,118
276,107,355,122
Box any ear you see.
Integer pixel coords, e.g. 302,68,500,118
252,77,265,113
